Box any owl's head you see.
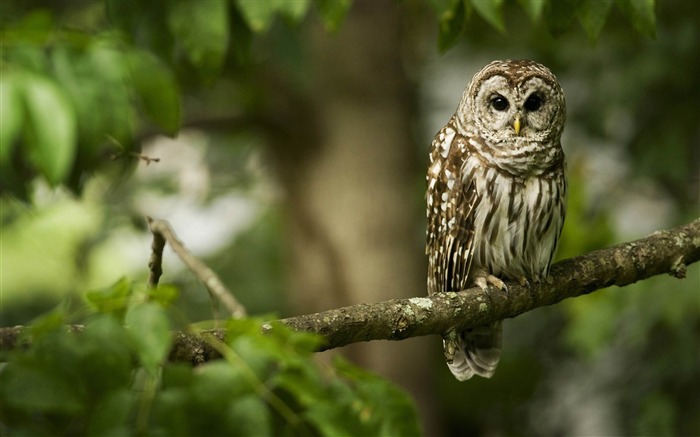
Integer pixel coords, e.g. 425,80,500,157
458,60,566,144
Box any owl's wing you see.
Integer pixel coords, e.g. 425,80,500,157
426,122,479,295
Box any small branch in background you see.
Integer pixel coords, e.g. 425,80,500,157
146,217,247,319
110,151,160,165
147,218,166,289
107,135,160,165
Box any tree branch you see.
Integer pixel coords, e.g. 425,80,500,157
1,219,698,363
268,218,700,350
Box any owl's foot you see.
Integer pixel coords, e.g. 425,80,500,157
517,276,530,287
474,273,508,292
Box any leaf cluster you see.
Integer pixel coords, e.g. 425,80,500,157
0,279,420,436
0,0,350,198
0,10,178,197
430,0,656,52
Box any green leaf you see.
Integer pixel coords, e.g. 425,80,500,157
236,0,278,32
471,0,506,33
126,51,181,136
617,0,656,39
168,0,230,78
27,303,68,338
314,0,352,32
126,302,172,374
51,42,136,158
334,357,421,436
21,73,77,184
577,0,612,41
0,73,23,166
147,284,180,307
432,0,466,53
85,277,133,318
517,0,546,22
278,0,312,22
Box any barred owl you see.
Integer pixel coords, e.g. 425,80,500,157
426,60,567,381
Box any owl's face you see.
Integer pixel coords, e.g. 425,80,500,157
458,60,566,145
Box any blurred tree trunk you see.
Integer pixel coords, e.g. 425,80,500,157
269,0,442,432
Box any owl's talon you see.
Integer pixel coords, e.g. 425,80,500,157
518,276,530,287
474,274,507,292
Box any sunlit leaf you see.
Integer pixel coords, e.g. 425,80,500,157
236,0,278,32
471,0,506,33
126,302,171,374
577,0,613,41
126,51,181,136
168,0,229,78
27,303,68,338
85,277,133,318
0,73,23,166
21,73,77,184
278,0,312,22
148,284,180,306
517,0,546,22
314,0,352,32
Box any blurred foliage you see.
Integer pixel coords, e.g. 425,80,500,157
0,0,661,198
0,280,420,436
430,0,656,52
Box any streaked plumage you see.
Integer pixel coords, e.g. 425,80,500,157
426,60,567,380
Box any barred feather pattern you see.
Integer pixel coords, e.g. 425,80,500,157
426,60,567,381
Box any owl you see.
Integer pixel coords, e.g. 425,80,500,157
426,60,567,381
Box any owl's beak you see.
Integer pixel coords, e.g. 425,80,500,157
513,116,521,135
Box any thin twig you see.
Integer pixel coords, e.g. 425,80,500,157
146,217,247,318
147,217,166,289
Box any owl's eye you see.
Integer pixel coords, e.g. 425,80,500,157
524,94,543,111
490,95,509,111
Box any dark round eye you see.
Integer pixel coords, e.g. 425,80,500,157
490,95,509,111
524,94,543,111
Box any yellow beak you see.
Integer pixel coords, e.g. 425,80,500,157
513,116,521,135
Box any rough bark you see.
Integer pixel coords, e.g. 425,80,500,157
274,218,700,348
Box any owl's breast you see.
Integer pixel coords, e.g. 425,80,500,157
468,159,566,280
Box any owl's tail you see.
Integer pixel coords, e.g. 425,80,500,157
444,321,502,381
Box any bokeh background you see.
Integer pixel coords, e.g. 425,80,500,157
2,0,698,435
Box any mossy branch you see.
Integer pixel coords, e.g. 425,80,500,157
1,219,698,363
